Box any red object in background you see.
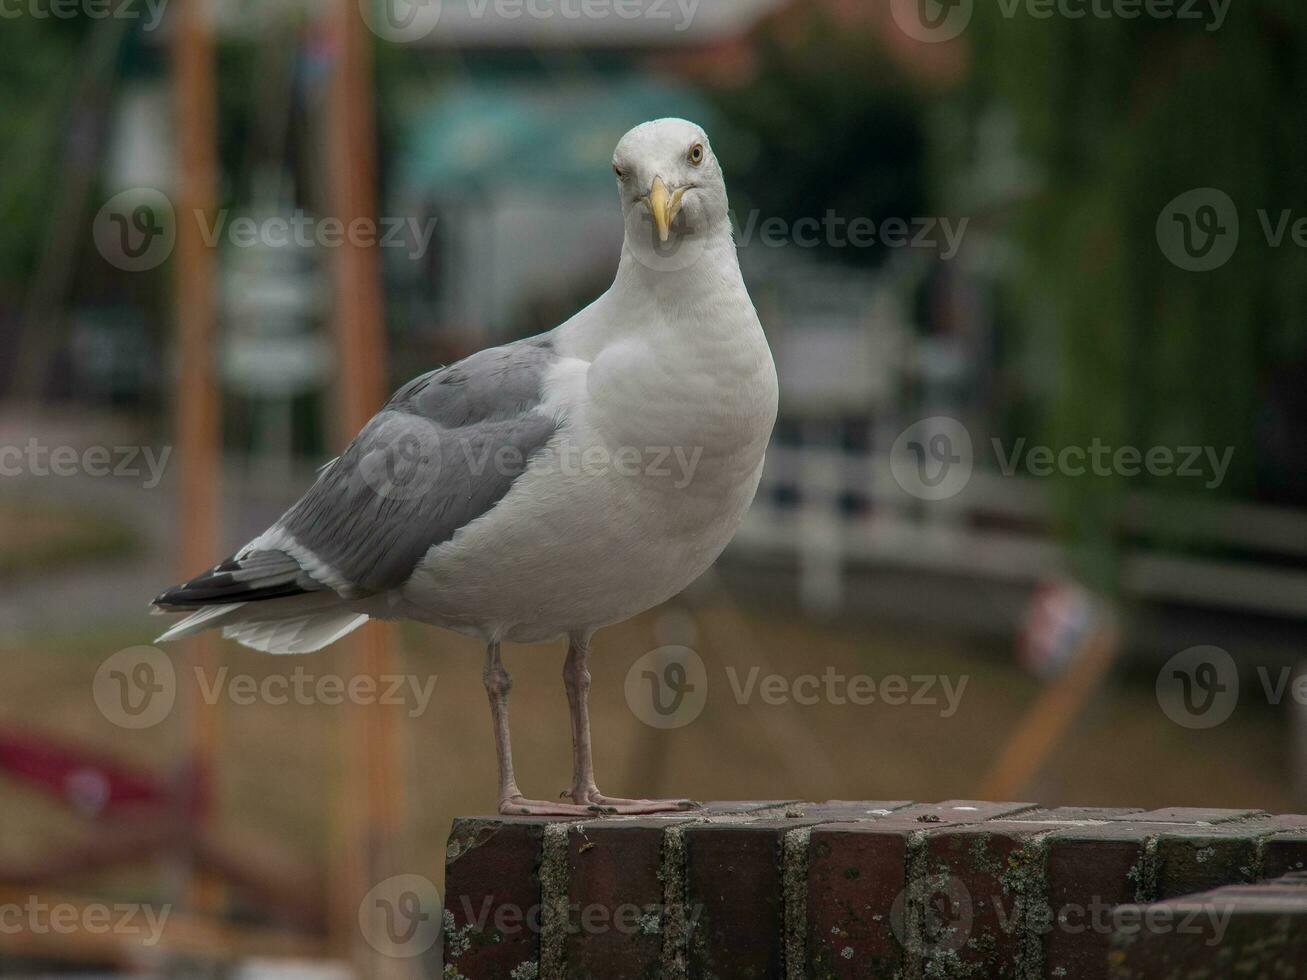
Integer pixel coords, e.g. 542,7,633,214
0,727,322,932
1018,582,1111,679
0,728,205,819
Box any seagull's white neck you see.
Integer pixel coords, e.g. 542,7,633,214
613,222,743,309
549,209,777,488
560,219,752,359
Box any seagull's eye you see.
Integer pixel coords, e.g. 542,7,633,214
613,164,627,181
688,143,705,166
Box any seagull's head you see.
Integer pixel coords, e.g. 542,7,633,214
612,118,728,246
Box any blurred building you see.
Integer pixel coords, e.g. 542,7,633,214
390,77,711,345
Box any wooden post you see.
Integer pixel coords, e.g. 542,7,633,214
171,0,222,913
324,2,408,973
980,625,1120,800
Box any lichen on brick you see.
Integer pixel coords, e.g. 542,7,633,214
999,832,1052,980
782,826,812,979
658,823,691,980
637,907,662,936
1126,836,1160,903
446,818,501,864
903,831,972,976
444,909,472,959
968,833,1007,879
537,822,571,979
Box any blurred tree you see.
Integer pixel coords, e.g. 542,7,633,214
0,18,90,291
702,8,929,268
956,2,1307,588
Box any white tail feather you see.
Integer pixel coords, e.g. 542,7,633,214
154,594,369,655
155,603,245,643
221,610,370,654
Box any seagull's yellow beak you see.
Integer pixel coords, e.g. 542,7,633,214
642,176,687,243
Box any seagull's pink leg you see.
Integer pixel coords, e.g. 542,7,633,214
563,633,700,815
484,641,593,817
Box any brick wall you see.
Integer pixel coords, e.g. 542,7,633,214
440,800,1307,979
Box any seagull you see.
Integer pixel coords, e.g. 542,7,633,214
152,118,778,816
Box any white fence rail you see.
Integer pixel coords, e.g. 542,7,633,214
735,443,1307,620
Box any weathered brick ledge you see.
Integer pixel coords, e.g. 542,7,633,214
441,800,1307,979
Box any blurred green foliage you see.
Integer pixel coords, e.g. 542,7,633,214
704,8,928,268
0,17,88,289
956,2,1307,586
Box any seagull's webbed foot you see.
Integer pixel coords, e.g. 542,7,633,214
571,788,702,815
498,794,600,817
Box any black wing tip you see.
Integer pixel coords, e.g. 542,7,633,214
150,549,319,609
152,583,196,609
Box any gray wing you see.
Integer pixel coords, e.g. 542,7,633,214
155,333,559,609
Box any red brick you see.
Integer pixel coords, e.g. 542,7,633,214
443,816,560,979
698,800,803,815
1262,829,1307,879
683,820,791,979
803,802,1035,979
916,824,1054,979
1106,807,1266,824
1014,806,1145,822
1154,829,1260,898
805,823,912,978
797,800,914,822
562,818,694,980
1109,874,1307,979
1042,823,1156,980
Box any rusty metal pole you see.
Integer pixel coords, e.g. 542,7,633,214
324,1,408,971
171,0,222,913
